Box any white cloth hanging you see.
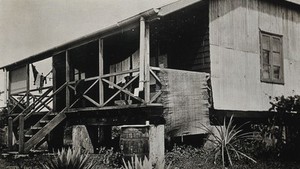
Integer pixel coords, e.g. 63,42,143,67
109,64,116,89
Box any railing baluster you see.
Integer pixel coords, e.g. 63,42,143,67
24,82,67,121
101,75,140,107
150,69,162,85
13,87,53,122
8,95,26,114
150,90,162,103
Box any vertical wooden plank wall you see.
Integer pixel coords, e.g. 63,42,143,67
209,0,300,111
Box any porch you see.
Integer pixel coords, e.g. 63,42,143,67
2,0,211,153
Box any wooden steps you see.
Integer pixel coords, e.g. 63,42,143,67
24,111,66,152
39,120,50,124
25,134,33,138
22,108,67,153
30,126,42,130
7,84,68,154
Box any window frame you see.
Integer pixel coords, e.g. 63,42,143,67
260,31,284,84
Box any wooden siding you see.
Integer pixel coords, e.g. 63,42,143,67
209,0,300,111
151,2,210,73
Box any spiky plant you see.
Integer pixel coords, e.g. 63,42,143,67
203,115,257,167
122,155,171,169
42,147,95,169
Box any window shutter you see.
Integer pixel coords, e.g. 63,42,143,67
260,31,283,84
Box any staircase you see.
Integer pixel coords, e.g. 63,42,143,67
23,108,67,152
7,83,68,153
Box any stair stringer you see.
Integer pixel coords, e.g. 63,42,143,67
24,111,66,153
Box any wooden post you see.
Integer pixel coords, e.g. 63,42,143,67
144,23,150,102
26,64,30,107
3,69,8,107
99,39,104,105
8,117,13,150
52,58,57,112
149,124,165,166
19,114,24,153
66,51,70,109
7,70,11,113
139,17,145,89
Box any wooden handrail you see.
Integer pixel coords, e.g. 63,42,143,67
65,67,165,108
150,66,162,71
34,97,53,114
24,82,67,121
13,87,53,122
28,93,52,111
101,68,139,78
84,76,99,82
65,68,139,86
10,86,52,95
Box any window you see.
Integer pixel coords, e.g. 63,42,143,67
260,31,284,84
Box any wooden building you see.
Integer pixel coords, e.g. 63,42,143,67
1,0,300,158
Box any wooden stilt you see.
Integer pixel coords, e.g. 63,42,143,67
8,117,13,150
19,114,24,153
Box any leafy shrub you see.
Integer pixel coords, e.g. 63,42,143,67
41,147,95,169
267,95,300,159
249,119,285,158
269,95,300,113
203,115,257,167
97,147,122,168
165,145,209,169
122,155,171,169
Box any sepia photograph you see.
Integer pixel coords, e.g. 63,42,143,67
0,0,300,168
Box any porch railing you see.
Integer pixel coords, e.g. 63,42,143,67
8,66,165,115
67,67,164,109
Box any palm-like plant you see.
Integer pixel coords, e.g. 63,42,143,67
42,147,95,169
122,155,171,169
203,115,257,167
